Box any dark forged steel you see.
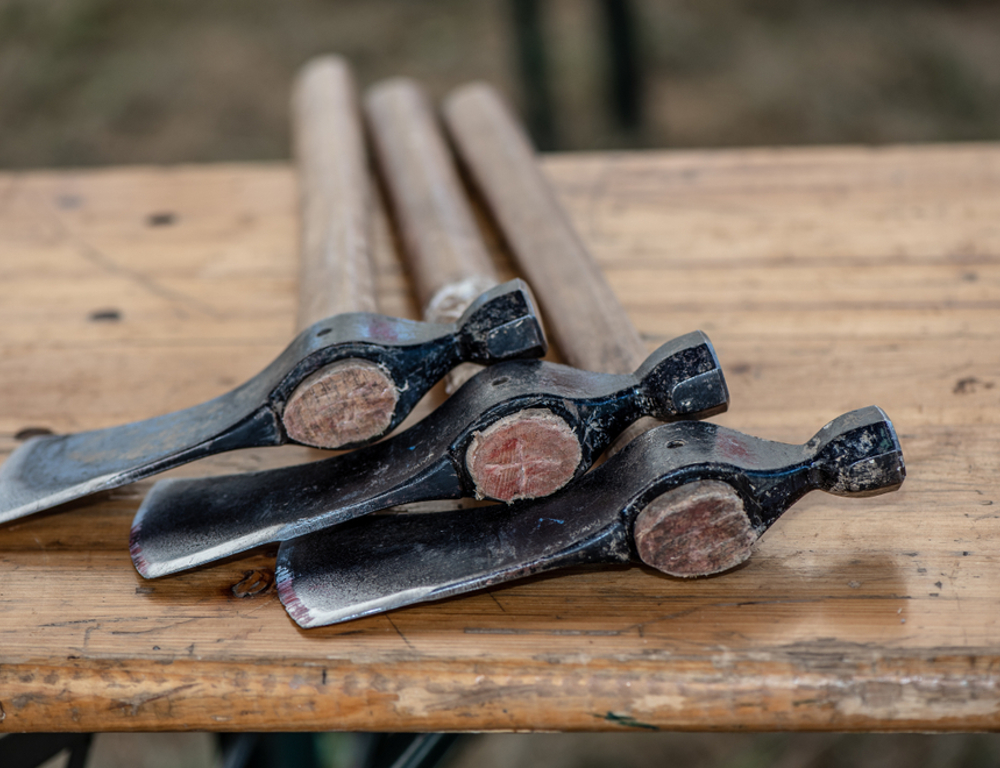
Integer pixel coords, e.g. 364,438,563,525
130,331,728,578
0,280,545,526
276,406,905,628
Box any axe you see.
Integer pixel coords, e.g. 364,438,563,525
277,406,905,628
130,336,726,578
0,60,545,526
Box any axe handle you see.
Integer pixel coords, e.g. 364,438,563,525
367,79,584,497
284,57,397,449
442,83,647,376
365,78,499,326
292,56,377,332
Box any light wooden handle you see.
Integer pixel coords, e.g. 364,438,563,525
365,78,499,325
442,83,647,375
368,78,572,486
292,55,376,331
283,57,396,449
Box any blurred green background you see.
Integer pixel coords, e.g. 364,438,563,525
6,1,1000,766
2,0,999,168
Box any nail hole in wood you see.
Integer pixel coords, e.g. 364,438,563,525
15,427,53,440
89,309,121,322
147,211,176,227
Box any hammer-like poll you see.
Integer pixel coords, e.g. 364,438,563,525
277,406,906,627
130,333,726,578
0,60,545,526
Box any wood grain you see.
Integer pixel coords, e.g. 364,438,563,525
365,78,498,323
464,409,581,502
443,83,647,375
292,55,376,326
633,480,756,576
280,358,399,449
1,144,1000,731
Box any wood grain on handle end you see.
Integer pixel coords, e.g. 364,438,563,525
465,409,582,503
633,480,757,577
293,55,376,330
281,359,398,449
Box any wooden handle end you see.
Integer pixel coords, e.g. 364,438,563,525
365,76,498,316
282,359,398,449
293,55,376,329
465,409,582,503
634,480,758,577
443,81,648,375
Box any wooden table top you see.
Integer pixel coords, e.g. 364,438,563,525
1,144,999,733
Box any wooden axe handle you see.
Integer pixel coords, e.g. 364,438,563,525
367,79,583,496
442,83,647,376
292,56,376,331
365,78,499,325
284,57,397,449
443,85,746,548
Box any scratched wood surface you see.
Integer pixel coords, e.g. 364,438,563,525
1,145,999,732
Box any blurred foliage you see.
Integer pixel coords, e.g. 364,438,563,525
0,0,999,167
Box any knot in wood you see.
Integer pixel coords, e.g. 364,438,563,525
634,480,757,577
465,409,581,503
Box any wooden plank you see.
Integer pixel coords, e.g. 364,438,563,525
1,145,1000,732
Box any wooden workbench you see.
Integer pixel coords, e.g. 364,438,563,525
1,144,998,733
